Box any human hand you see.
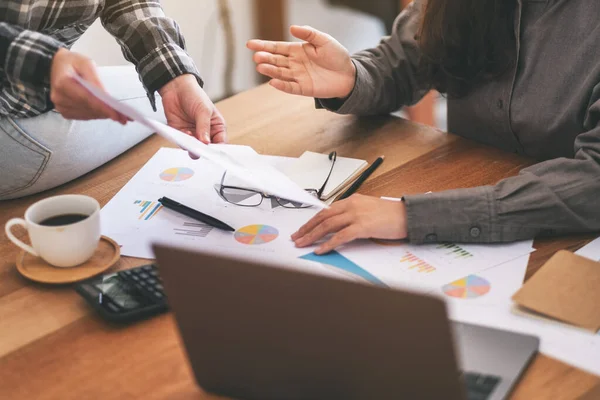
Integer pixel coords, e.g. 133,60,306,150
247,25,356,99
159,74,227,144
291,195,408,254
50,48,128,123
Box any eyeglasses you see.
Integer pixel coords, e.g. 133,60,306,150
216,151,337,209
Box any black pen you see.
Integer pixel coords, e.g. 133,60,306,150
158,196,235,232
337,155,385,201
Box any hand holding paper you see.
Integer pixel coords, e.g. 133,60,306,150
52,49,128,123
158,74,227,143
73,74,325,209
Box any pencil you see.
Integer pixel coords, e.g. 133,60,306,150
337,155,385,200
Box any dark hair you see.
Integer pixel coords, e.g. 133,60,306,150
417,0,517,97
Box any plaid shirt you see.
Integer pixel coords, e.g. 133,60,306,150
0,0,202,118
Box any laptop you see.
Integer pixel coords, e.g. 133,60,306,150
153,244,539,400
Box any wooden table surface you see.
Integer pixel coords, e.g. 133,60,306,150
1,84,598,399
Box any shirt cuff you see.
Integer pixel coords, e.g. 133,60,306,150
5,30,64,87
316,59,371,114
403,186,500,244
137,43,203,111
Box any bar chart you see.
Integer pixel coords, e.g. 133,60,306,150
400,252,436,274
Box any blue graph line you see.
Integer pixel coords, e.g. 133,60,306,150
300,251,387,287
140,201,151,214
145,203,161,220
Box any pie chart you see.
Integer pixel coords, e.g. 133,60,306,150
234,224,279,245
159,167,194,182
442,275,491,299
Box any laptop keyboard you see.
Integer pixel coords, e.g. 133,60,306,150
462,372,502,400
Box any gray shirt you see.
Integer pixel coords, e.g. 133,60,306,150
320,0,600,244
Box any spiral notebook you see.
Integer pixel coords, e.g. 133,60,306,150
281,151,369,201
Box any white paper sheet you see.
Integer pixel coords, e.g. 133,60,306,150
442,254,600,377
101,148,322,259
443,254,529,309
326,238,535,291
575,236,600,261
73,74,325,209
101,147,534,294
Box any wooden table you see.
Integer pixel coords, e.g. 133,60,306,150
1,85,598,399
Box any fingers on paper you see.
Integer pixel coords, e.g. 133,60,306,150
73,61,126,123
194,108,212,144
292,206,346,242
296,214,353,248
316,226,361,254
210,109,228,143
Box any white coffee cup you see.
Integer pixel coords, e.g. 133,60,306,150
5,195,101,267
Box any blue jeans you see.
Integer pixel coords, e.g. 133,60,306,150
0,66,165,200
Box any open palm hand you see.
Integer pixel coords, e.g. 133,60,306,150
247,25,356,99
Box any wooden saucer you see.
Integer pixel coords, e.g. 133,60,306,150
16,236,120,284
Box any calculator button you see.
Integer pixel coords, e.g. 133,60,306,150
131,275,140,281
149,270,158,277
136,285,148,294
140,272,149,279
139,280,147,286
122,270,132,276
148,278,157,285
155,283,164,292
153,291,164,299
104,301,120,313
79,284,100,298
142,265,153,271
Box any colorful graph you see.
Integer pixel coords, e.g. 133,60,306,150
436,243,474,259
300,251,387,287
159,167,194,182
234,224,279,245
400,252,436,273
134,200,163,220
442,275,491,299
174,221,214,238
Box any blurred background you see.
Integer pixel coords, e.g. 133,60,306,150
73,0,446,129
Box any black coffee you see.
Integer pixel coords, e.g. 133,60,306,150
39,213,89,227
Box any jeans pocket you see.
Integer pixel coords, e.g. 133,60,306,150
0,117,51,198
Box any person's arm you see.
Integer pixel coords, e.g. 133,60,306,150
404,90,600,244
292,87,600,252
318,0,430,116
100,0,202,111
0,23,64,115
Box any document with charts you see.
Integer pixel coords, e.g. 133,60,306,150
312,237,535,292
101,147,322,260
101,147,534,304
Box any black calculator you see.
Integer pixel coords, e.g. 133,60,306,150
75,264,168,322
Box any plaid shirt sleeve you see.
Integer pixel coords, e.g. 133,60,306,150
0,23,65,116
100,0,203,111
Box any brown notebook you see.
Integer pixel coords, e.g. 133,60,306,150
512,250,600,332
